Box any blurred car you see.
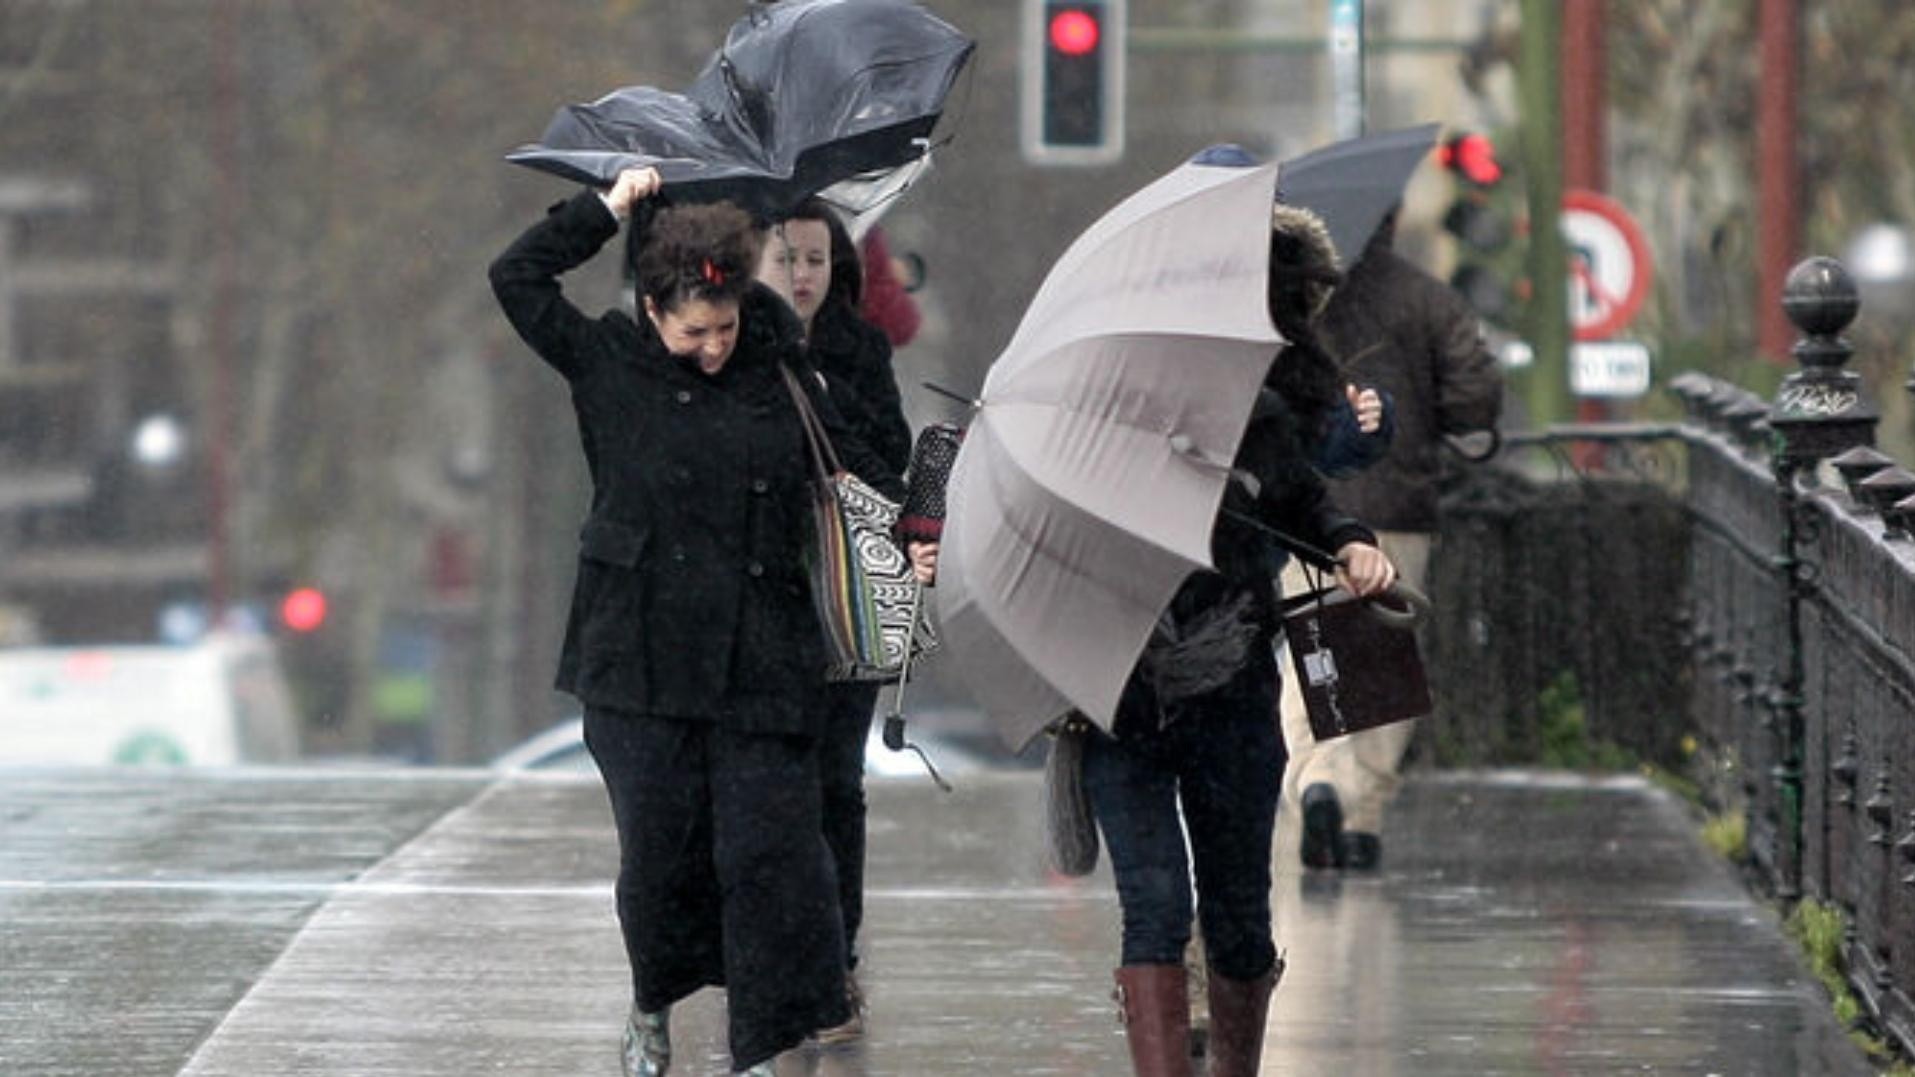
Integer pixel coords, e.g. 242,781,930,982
489,713,1018,779
0,632,302,766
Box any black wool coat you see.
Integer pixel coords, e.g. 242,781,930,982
489,190,904,736
807,299,912,477
1120,383,1376,724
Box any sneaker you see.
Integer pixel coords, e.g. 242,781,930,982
623,1004,670,1077
1300,783,1345,870
1339,830,1383,871
810,971,865,1046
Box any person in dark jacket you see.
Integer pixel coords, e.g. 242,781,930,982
489,166,902,1077
1280,207,1503,872
757,196,914,1043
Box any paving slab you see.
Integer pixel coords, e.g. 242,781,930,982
0,765,1874,1076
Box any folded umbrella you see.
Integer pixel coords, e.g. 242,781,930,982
934,156,1287,751
507,0,975,219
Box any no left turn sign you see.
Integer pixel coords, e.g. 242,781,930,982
1561,189,1653,341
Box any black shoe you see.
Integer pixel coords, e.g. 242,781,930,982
1339,830,1382,871
1300,783,1345,869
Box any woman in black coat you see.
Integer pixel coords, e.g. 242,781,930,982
757,197,913,1043
489,167,902,1077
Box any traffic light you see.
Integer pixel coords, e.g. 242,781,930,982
279,586,328,633
1021,0,1125,165
1438,132,1503,187
1438,131,1517,323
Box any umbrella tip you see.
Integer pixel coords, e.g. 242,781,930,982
922,381,981,410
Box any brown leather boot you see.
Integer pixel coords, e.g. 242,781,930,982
1113,963,1193,1077
1204,958,1283,1077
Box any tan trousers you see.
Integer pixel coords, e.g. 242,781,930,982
1273,531,1432,862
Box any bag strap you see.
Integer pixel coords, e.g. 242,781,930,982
779,365,844,479
1280,579,1433,629
1279,585,1339,617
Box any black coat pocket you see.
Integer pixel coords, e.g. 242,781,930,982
577,518,649,656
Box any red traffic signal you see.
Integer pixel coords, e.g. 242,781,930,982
1048,9,1100,55
279,586,328,633
1022,0,1125,164
1439,133,1503,186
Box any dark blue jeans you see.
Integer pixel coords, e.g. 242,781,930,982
1081,649,1285,982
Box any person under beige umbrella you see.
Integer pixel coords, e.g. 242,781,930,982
919,150,1395,1077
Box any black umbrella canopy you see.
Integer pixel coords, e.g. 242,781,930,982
1276,123,1441,269
507,0,975,219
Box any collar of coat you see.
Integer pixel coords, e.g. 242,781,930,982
626,282,806,390
804,298,883,372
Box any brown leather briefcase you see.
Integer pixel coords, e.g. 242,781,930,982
1281,583,1432,741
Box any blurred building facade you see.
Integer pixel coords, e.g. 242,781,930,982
0,0,1508,761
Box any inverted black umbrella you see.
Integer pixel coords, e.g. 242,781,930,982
507,0,975,219
1276,123,1441,269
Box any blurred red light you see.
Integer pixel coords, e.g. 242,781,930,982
1443,133,1502,186
281,587,328,633
1049,9,1100,56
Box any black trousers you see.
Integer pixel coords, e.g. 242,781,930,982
583,708,849,1069
816,680,881,971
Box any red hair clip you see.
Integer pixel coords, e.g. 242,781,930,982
700,258,725,285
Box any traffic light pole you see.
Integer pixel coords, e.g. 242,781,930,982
1517,0,1570,427
1329,0,1365,139
1563,0,1611,451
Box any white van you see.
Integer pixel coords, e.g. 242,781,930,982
0,632,302,766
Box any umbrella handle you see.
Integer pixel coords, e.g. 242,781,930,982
1363,579,1431,630
888,579,925,715
882,581,954,794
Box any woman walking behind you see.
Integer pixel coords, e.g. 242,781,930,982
757,197,913,1043
489,167,902,1076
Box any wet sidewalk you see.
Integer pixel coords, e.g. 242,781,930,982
0,765,1873,1075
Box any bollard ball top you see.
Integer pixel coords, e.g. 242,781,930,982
1782,256,1860,337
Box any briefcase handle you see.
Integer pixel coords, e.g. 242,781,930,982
1280,579,1431,630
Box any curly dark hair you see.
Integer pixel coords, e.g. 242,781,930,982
632,202,762,314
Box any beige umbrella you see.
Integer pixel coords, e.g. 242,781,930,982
935,157,1286,750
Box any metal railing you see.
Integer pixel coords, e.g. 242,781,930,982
1427,255,1915,1054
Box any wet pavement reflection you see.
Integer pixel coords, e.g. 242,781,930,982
0,766,1872,1075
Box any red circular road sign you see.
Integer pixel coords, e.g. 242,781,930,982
1561,189,1653,341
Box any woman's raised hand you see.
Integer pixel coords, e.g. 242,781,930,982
605,167,663,219
1333,542,1395,598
